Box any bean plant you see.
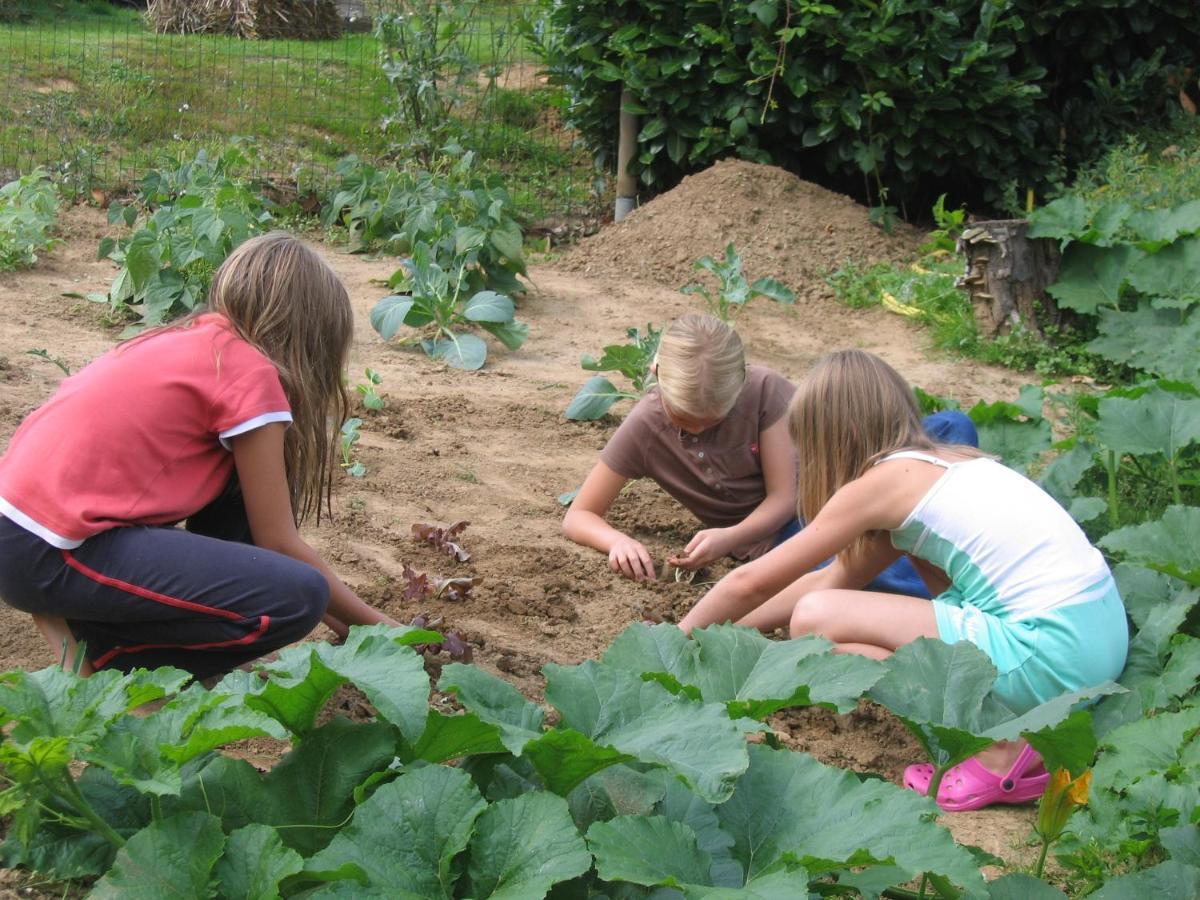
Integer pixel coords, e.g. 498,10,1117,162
0,169,60,272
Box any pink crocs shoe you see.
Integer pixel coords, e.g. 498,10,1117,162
902,744,1049,812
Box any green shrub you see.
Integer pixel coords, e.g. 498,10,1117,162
0,169,60,271
544,0,1200,212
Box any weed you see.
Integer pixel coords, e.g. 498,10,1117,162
25,348,70,375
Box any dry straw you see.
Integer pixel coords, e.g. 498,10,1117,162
145,0,343,40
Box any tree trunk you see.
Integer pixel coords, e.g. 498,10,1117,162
956,219,1062,337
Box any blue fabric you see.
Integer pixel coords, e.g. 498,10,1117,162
922,409,978,446
769,410,980,598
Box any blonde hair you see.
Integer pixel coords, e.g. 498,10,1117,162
654,314,746,420
789,349,981,566
207,232,353,525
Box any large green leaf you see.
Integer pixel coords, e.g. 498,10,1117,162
565,374,633,420
1088,305,1200,382
1100,506,1200,585
1037,443,1098,509
463,290,516,324
425,332,489,370
306,765,487,897
1126,236,1200,302
1089,860,1200,899
1113,563,1191,630
1091,707,1200,791
657,779,740,888
567,765,668,835
438,664,545,754
89,683,286,795
480,320,528,351
175,719,399,857
400,710,507,764
244,625,433,739
986,872,1067,899
1047,243,1136,313
544,660,748,803
717,745,985,896
1027,196,1093,241
868,639,999,769
587,815,718,888
604,622,883,716
869,639,1119,775
976,419,1052,472
465,792,592,899
1096,386,1200,460
88,811,224,899
0,666,189,748
521,727,635,796
370,294,418,340
1127,200,1200,248
587,813,809,897
214,824,304,900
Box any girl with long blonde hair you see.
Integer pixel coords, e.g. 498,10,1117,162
0,232,397,678
680,349,1127,812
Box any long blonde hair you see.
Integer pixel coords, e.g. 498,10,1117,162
789,349,980,566
207,232,353,524
654,314,746,420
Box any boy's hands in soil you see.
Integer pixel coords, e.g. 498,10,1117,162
670,528,733,570
609,536,657,581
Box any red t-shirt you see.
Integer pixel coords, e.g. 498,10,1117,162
0,314,291,548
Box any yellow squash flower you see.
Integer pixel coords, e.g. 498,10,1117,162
1036,768,1092,842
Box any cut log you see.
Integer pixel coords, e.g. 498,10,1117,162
956,219,1062,338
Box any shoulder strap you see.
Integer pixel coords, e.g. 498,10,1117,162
876,450,953,468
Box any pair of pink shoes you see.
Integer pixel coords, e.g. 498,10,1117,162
903,743,1049,812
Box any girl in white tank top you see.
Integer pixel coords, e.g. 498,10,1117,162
679,350,1127,812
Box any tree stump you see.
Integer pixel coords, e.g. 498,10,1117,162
956,219,1062,337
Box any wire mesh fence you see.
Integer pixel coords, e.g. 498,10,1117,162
0,1,595,223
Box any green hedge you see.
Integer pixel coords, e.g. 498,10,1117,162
544,0,1200,212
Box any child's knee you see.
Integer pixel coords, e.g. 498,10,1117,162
788,589,836,639
270,563,329,640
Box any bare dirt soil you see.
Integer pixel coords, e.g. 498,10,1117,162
0,164,1043,888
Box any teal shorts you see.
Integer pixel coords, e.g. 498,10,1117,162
932,579,1128,713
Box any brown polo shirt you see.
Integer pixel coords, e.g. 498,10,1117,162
600,365,796,529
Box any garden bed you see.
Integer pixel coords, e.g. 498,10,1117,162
0,175,1042,888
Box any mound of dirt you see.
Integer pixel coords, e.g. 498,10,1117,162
560,159,922,299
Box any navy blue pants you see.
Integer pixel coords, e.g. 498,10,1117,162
0,485,328,679
772,410,980,599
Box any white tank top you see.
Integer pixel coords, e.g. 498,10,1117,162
879,451,1114,620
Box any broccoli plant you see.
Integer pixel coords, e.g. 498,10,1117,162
565,324,662,421
681,243,795,322
371,243,527,370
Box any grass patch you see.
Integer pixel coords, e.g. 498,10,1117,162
0,3,591,221
826,254,1113,379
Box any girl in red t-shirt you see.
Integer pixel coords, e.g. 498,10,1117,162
0,232,397,678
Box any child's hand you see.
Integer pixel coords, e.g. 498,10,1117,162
609,536,657,581
671,528,733,570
